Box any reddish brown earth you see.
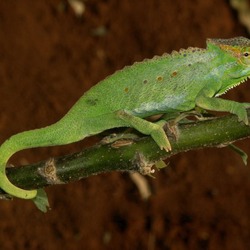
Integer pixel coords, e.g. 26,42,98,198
1,1,250,249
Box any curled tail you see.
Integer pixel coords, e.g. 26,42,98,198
0,116,86,199
0,171,37,199
0,136,37,199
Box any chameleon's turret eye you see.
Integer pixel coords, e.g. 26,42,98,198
240,49,250,65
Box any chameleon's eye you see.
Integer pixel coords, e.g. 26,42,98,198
240,49,250,65
243,52,250,57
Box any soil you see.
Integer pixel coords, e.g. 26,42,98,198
1,1,250,249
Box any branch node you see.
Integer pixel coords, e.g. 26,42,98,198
38,158,64,185
135,152,155,176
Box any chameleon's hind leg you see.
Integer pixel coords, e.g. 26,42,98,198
117,110,171,151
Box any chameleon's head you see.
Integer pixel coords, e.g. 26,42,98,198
207,36,250,66
207,37,250,96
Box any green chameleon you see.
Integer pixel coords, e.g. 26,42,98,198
1,36,250,199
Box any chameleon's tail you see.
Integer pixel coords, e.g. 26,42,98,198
0,118,85,199
0,171,37,199
0,138,38,199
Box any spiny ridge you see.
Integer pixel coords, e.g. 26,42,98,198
209,37,250,47
119,46,206,72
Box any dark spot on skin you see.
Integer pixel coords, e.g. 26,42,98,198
173,85,178,91
183,54,187,57
171,71,178,77
157,76,163,82
86,98,98,106
143,79,148,84
188,63,192,67
124,87,129,93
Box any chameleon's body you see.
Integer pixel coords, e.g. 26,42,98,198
1,37,250,199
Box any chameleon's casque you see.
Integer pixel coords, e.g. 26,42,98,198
1,37,250,199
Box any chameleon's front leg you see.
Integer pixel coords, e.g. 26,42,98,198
196,86,250,125
117,110,171,151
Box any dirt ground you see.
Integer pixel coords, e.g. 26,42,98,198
1,0,250,249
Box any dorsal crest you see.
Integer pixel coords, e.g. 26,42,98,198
207,37,250,58
208,37,250,47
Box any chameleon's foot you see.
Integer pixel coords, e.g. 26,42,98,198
117,110,172,152
241,103,250,125
234,104,249,125
151,120,172,151
0,172,37,199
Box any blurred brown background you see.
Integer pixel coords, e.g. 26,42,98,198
1,1,250,249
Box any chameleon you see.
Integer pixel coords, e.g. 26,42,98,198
1,36,250,199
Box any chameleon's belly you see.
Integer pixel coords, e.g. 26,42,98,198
75,82,198,122
130,94,195,117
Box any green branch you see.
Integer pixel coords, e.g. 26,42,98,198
5,111,250,192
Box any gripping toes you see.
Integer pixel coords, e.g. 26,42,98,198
151,125,172,151
234,104,249,125
117,110,172,151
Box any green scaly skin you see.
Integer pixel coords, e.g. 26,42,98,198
1,37,250,199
